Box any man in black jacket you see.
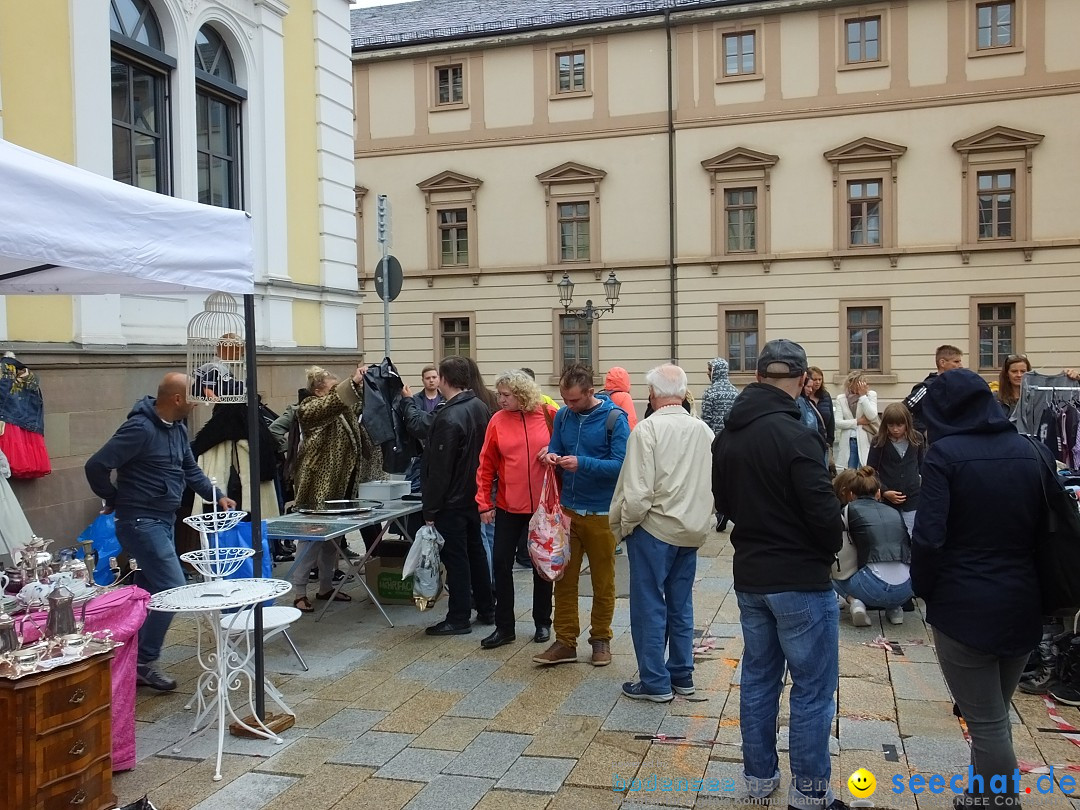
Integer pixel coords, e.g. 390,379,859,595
421,355,493,635
712,339,845,810
903,344,963,437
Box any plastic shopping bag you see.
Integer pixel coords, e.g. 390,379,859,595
77,513,122,586
528,468,570,582
405,524,445,611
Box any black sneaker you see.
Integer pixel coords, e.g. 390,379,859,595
332,569,346,583
1051,682,1080,706
342,547,362,560
1019,665,1058,695
136,663,177,692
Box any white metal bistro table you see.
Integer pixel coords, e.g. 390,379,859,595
148,577,293,781
267,498,422,625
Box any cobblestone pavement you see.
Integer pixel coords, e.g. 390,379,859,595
115,532,1080,810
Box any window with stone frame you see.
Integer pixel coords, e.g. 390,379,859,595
975,302,1017,370
434,63,464,106
976,1,1015,50
844,16,882,64
556,50,587,94
437,316,473,360
846,306,884,373
847,179,883,247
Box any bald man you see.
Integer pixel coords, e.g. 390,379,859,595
86,372,235,691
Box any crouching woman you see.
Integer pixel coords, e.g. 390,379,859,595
832,466,913,627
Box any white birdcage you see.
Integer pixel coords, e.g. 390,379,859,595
187,292,247,404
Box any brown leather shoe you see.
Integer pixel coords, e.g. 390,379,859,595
591,639,611,667
532,641,578,665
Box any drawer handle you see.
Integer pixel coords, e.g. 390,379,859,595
70,790,87,805
69,740,86,757
68,688,86,705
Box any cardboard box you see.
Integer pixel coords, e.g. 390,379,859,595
367,545,414,605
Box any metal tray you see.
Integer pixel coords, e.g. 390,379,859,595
296,499,381,516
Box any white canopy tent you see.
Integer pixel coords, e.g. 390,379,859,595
0,138,253,294
0,137,275,719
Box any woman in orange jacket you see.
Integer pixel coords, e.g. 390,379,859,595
476,370,558,649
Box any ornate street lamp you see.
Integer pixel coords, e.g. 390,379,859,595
557,270,622,325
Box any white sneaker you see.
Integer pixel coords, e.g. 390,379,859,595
836,593,848,611
849,599,871,627
886,607,904,625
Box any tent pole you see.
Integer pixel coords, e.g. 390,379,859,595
244,293,266,720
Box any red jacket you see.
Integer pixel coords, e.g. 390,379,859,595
476,405,557,514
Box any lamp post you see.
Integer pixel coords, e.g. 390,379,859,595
557,270,622,325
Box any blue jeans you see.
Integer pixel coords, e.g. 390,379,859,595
626,526,697,694
736,590,839,807
833,567,912,609
480,520,495,583
115,516,187,665
848,437,859,470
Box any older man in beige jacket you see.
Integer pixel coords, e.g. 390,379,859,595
610,363,716,702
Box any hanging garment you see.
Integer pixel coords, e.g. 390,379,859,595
0,422,51,478
0,448,33,556
362,357,417,474
0,358,44,434
1014,371,1080,434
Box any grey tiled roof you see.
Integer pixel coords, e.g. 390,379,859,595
351,0,761,51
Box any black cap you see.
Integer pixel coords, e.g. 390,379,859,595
757,339,809,378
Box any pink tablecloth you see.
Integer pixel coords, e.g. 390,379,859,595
16,585,150,771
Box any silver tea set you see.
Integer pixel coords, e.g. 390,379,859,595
0,536,115,676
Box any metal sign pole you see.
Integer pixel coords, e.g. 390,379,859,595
377,195,392,358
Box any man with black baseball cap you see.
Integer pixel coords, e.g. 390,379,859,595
712,338,845,810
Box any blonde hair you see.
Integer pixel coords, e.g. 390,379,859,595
844,371,866,394
305,365,337,394
493,370,543,412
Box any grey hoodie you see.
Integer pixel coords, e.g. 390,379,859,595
85,396,218,521
701,357,740,436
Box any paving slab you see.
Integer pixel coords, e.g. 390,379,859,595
327,731,418,767
403,774,496,810
495,755,577,792
189,772,298,810
445,731,533,778
446,679,528,719
837,717,903,753
602,695,670,733
902,736,972,773
889,661,952,702
375,746,459,782
560,678,623,717
308,708,389,740
411,716,491,751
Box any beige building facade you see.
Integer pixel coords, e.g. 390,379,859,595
352,0,1080,406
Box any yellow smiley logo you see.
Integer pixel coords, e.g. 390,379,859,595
848,768,876,798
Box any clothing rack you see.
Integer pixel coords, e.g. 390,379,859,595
1028,386,1080,392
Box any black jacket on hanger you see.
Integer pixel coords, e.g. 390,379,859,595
363,357,417,473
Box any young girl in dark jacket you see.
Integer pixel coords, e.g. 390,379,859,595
866,403,925,538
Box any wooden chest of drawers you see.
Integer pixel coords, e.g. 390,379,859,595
0,653,116,810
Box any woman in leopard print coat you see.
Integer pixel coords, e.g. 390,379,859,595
290,364,384,610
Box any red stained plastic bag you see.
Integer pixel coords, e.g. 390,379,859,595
528,468,570,582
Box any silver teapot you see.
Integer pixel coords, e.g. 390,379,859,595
57,547,89,584
45,586,77,638
18,536,54,580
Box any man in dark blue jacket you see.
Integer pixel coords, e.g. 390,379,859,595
86,373,234,691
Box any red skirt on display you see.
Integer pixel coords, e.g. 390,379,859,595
0,424,51,478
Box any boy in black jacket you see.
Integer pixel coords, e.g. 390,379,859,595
712,339,845,810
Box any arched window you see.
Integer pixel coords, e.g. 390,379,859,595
110,0,174,193
195,25,245,209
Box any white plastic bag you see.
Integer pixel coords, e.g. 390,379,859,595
404,524,445,610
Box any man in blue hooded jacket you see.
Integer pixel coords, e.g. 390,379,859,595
536,363,629,667
86,372,235,691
